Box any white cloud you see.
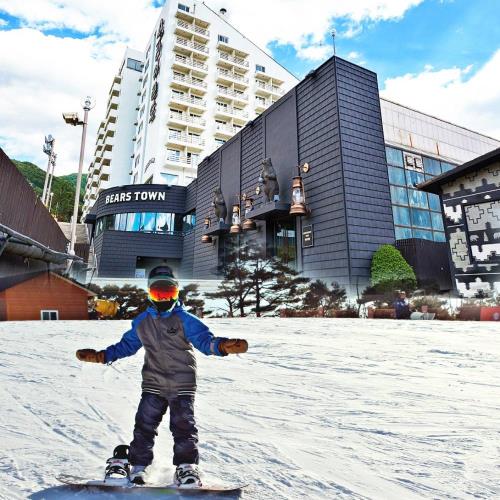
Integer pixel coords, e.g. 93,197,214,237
207,0,423,60
296,44,333,62
0,2,161,174
381,49,500,139
0,0,424,174
0,18,7,27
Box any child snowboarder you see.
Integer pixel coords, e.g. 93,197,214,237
75,266,248,488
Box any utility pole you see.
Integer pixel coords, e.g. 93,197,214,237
42,135,56,205
63,96,94,257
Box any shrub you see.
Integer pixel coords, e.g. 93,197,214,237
371,245,417,293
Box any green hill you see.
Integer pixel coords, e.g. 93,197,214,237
12,160,88,222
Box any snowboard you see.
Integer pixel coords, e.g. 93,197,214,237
57,474,247,496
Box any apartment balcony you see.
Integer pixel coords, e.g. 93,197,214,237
214,105,248,121
173,54,208,76
102,149,112,163
255,81,285,97
165,153,200,168
217,51,249,69
216,86,248,103
168,112,206,129
216,68,249,86
255,99,271,112
170,92,206,110
174,37,209,57
167,131,205,149
106,94,119,111
215,123,242,137
172,73,207,92
109,77,121,98
175,18,210,41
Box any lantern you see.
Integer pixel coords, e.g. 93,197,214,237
289,176,307,215
230,204,242,234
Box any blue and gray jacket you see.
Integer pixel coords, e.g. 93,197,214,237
105,302,227,398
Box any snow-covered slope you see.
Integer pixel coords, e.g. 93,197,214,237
0,319,498,499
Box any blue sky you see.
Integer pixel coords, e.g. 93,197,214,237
269,0,500,83
0,0,499,173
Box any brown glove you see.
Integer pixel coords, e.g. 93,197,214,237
76,349,106,364
218,339,248,356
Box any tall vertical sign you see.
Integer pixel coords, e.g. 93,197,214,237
149,18,165,123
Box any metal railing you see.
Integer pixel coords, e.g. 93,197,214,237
170,92,206,107
175,37,209,54
216,68,249,84
168,131,205,146
217,51,249,67
174,54,208,72
172,73,207,88
165,153,200,166
168,112,206,126
256,81,284,95
176,19,209,37
215,123,241,135
215,105,248,118
216,86,248,100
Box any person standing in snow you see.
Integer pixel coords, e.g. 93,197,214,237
393,291,411,319
75,266,248,487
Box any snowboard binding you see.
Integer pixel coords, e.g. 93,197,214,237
104,445,130,486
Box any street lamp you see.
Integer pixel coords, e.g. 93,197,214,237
42,135,56,205
63,96,95,257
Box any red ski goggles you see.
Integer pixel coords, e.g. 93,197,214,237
148,281,179,302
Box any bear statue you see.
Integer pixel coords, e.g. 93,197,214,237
259,158,280,203
212,187,227,223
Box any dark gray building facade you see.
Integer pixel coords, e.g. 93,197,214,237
88,56,400,291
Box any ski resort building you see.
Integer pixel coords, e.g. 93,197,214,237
83,54,499,295
82,1,299,220
82,48,145,219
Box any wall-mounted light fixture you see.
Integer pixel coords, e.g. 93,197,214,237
289,162,311,216
201,216,212,243
230,204,242,234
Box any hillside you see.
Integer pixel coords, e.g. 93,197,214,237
0,318,498,499
12,159,88,222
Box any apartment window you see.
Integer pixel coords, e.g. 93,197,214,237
178,3,190,13
172,89,185,98
170,108,183,117
188,132,200,142
256,96,266,105
256,64,266,73
423,157,441,176
169,128,182,139
167,149,181,161
187,152,199,166
215,138,226,146
161,173,179,185
41,310,58,321
218,35,229,44
126,58,143,72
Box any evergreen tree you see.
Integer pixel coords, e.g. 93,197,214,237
205,242,253,317
303,280,347,316
371,244,417,293
179,283,207,315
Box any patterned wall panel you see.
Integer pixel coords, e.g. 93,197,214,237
441,161,500,297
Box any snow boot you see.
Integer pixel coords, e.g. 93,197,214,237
130,465,148,485
104,445,130,486
174,463,202,488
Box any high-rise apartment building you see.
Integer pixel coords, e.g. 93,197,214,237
82,48,144,218
130,1,298,187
